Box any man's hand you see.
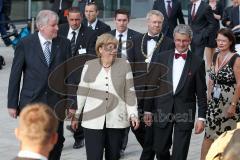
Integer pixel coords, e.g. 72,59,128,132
144,112,153,127
71,117,79,131
194,120,205,134
66,108,76,120
130,117,140,130
8,108,17,119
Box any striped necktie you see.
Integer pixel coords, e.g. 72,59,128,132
43,41,51,66
70,31,76,56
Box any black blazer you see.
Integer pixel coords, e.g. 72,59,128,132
109,28,142,60
144,49,207,129
82,18,111,36
58,23,97,56
222,5,234,28
153,0,185,38
229,6,240,28
131,33,174,109
188,1,215,46
51,0,73,12
8,32,72,112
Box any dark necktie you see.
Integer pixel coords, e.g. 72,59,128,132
167,1,172,17
70,31,76,56
88,24,93,30
43,41,51,66
118,34,123,57
191,3,196,20
175,53,187,60
146,35,158,41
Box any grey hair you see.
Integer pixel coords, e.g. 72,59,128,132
146,10,164,21
173,24,193,39
36,10,59,29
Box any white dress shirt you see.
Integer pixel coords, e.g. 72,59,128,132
38,32,52,52
115,29,128,58
18,150,48,160
147,33,159,62
164,0,172,12
172,49,186,93
67,26,81,43
88,19,98,30
191,0,201,15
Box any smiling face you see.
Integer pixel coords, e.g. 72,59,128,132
147,14,164,36
174,33,191,53
115,13,129,33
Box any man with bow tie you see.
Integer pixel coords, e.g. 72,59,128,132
131,10,174,160
143,24,207,160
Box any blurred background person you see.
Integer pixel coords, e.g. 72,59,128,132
82,2,111,36
15,103,58,160
0,0,11,46
188,0,215,58
152,0,185,39
205,0,223,70
71,33,139,160
201,28,240,160
51,0,73,24
221,0,238,28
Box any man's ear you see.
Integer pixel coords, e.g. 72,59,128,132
15,128,20,140
51,132,58,145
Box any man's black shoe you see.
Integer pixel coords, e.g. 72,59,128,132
73,140,84,149
66,125,75,133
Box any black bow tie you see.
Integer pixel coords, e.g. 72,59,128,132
146,35,158,41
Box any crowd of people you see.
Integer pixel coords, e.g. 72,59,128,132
6,0,240,160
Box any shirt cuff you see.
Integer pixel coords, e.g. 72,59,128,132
198,118,206,122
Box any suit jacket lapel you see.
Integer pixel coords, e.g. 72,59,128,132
167,51,174,86
127,29,134,58
49,38,59,66
174,51,192,94
35,33,49,67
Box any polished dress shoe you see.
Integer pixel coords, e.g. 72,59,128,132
66,125,75,133
73,140,84,149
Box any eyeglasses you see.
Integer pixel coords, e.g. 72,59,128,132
216,39,229,43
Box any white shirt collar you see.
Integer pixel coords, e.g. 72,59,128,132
192,0,201,11
38,32,52,46
88,19,98,30
174,49,188,55
116,29,128,38
69,25,81,36
18,150,48,160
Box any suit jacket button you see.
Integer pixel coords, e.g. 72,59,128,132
106,84,108,86
106,98,108,100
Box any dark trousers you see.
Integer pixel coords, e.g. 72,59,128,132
131,121,155,160
73,121,84,142
154,123,192,160
83,127,125,160
48,121,65,160
191,43,205,59
120,127,130,150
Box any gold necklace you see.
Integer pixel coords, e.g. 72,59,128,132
141,33,164,63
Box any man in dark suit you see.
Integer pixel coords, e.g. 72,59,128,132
15,103,58,160
188,0,215,58
8,10,72,160
222,0,238,28
51,0,73,24
58,6,97,149
143,24,207,160
152,0,185,39
131,10,174,160
82,2,111,36
109,8,141,156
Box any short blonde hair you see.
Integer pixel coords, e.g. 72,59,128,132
95,33,118,57
146,10,164,21
18,103,58,145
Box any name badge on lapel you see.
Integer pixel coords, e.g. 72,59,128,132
213,84,221,99
78,48,87,54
